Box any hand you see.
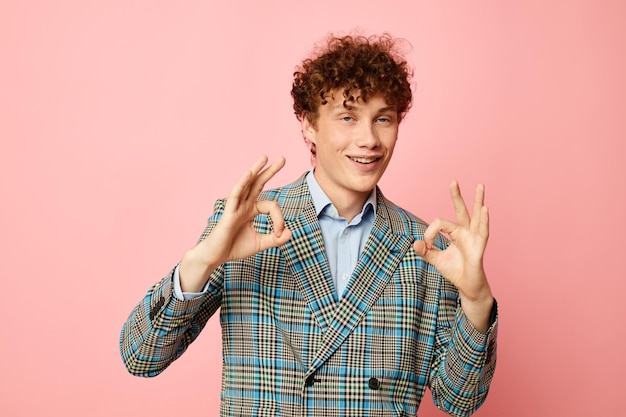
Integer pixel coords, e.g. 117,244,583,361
413,181,493,331
179,156,292,292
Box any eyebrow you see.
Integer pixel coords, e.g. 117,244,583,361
333,103,397,113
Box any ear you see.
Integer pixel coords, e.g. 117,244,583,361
301,114,317,144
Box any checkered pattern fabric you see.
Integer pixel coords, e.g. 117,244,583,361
120,174,497,417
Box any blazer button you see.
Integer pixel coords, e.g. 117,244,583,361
305,375,315,387
368,377,380,390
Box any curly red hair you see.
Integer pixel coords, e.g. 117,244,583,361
292,33,413,126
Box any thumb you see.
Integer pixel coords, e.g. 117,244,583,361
258,228,292,252
413,240,438,265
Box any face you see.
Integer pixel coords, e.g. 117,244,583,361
302,89,399,207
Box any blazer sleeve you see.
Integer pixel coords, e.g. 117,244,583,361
119,199,227,377
429,274,498,416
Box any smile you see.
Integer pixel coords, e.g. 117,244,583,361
349,156,380,164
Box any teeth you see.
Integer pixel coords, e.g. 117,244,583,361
350,157,377,164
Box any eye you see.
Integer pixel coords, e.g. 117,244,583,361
376,115,397,124
341,116,354,122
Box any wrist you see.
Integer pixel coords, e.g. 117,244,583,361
179,249,220,293
459,288,494,333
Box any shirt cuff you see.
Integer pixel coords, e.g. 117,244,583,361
173,264,206,301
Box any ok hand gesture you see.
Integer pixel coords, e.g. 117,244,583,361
413,181,494,332
179,156,292,292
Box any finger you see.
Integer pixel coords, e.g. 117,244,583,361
470,184,486,233
258,228,292,251
249,156,286,198
229,155,281,205
249,155,271,174
412,240,428,257
226,169,254,211
412,240,440,265
255,200,292,249
423,218,458,249
239,156,272,201
450,180,471,227
479,205,489,240
255,200,287,235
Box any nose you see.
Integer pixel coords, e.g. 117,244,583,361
356,122,381,148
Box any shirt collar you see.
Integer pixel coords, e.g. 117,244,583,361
306,170,377,218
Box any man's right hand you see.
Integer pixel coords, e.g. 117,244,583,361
179,156,292,292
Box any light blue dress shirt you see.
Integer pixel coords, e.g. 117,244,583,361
305,170,376,298
174,170,376,300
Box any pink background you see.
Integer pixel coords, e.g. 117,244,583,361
1,1,625,416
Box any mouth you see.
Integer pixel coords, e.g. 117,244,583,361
348,156,380,164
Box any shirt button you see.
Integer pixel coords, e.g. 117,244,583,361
368,377,380,390
342,229,349,236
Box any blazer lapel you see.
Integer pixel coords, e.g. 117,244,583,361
306,192,414,374
278,176,337,334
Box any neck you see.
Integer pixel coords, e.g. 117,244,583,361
324,187,372,223
309,168,376,222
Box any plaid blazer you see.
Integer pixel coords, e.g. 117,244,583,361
120,174,497,417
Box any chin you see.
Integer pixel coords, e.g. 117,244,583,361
349,179,379,193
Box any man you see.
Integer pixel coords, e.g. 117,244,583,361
121,33,497,416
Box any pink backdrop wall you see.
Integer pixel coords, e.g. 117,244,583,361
1,1,625,416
